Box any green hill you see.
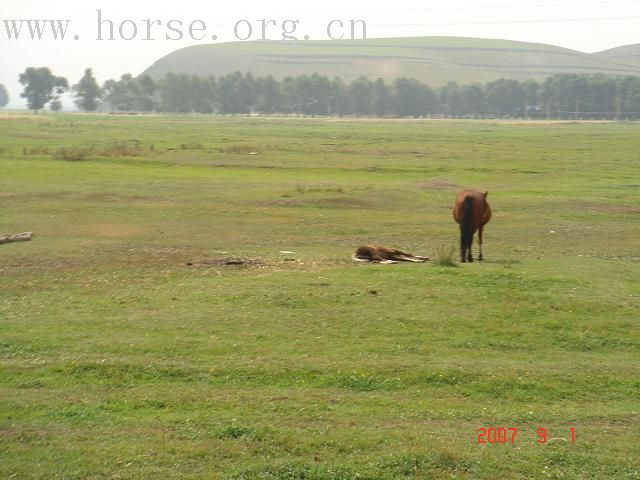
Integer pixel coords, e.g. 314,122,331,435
595,43,640,69
141,36,640,86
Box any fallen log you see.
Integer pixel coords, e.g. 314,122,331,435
0,232,34,244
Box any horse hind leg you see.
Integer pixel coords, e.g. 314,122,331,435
460,229,467,263
393,249,428,263
373,253,397,264
478,226,484,261
397,255,427,263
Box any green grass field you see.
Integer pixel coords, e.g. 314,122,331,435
1,113,639,479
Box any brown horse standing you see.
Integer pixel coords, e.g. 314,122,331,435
453,189,492,263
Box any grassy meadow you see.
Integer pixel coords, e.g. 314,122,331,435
1,113,639,479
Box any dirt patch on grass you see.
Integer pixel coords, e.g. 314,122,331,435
75,223,148,239
255,197,371,209
16,191,73,201
76,192,155,202
190,257,267,267
558,201,640,215
313,197,371,208
221,144,259,154
254,199,305,208
74,192,173,207
0,112,55,123
590,205,640,214
417,178,459,190
6,191,168,206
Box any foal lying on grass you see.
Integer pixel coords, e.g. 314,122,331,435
353,245,429,264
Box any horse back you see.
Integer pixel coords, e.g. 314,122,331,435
453,189,491,228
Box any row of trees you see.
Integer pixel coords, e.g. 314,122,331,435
0,84,8,109
101,71,640,119
15,67,640,119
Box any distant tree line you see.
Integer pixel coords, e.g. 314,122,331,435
0,83,8,109
94,71,640,119
15,67,640,119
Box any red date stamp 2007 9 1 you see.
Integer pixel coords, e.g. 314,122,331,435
477,427,575,445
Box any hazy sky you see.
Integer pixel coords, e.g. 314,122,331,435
2,0,640,108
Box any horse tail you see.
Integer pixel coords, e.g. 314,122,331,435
461,195,474,250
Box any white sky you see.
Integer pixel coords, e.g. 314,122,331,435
1,0,640,108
